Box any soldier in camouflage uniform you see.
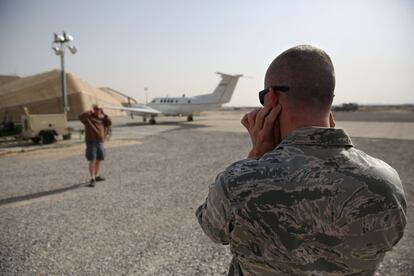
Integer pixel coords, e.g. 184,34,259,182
196,45,407,275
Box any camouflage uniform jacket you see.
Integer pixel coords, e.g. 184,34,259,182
196,127,407,276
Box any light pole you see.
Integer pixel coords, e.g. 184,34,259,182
144,87,148,104
52,31,77,113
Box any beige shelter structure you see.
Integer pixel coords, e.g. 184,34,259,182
0,75,20,86
0,70,136,122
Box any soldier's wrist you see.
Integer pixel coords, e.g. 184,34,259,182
248,149,261,159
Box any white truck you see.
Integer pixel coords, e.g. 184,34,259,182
21,107,71,144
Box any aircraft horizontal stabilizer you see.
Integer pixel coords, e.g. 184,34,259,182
216,72,243,78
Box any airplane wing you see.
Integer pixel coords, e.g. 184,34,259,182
105,105,162,115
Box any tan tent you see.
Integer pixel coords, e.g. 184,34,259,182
0,75,20,86
0,70,136,122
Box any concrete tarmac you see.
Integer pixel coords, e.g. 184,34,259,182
0,110,413,275
187,111,414,140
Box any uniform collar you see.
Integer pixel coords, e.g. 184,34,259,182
279,127,353,147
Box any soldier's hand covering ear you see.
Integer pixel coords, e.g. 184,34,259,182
241,104,282,159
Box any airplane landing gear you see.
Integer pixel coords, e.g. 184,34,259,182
187,115,193,122
149,118,156,124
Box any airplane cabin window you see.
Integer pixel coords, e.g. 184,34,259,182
188,100,191,103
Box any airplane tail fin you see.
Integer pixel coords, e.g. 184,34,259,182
209,72,242,104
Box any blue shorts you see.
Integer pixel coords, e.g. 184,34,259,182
86,141,106,161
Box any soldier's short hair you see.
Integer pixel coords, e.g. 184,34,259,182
265,45,335,113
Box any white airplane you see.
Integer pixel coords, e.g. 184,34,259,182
109,72,242,124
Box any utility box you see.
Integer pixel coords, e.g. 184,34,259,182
21,107,71,144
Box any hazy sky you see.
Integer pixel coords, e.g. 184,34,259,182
0,0,413,106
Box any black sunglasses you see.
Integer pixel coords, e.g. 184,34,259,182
259,85,289,105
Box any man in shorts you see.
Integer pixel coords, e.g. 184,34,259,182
79,104,112,187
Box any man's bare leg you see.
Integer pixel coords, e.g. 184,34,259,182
95,160,106,181
89,161,96,187
95,160,101,178
89,161,96,179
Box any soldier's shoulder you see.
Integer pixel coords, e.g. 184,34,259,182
352,148,399,176
221,158,260,180
219,149,289,185
349,148,403,194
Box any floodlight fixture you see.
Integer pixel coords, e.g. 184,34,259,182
52,46,63,55
68,45,77,54
54,33,65,43
63,32,73,42
52,46,59,54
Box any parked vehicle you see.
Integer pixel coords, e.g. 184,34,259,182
21,107,71,144
332,103,359,112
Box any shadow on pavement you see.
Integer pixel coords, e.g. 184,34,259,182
0,182,89,206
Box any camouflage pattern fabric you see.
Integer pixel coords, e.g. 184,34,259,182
196,128,407,276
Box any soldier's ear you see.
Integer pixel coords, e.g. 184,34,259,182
329,112,336,128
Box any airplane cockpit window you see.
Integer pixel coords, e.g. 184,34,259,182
151,99,156,103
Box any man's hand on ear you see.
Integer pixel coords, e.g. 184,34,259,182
241,104,282,159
